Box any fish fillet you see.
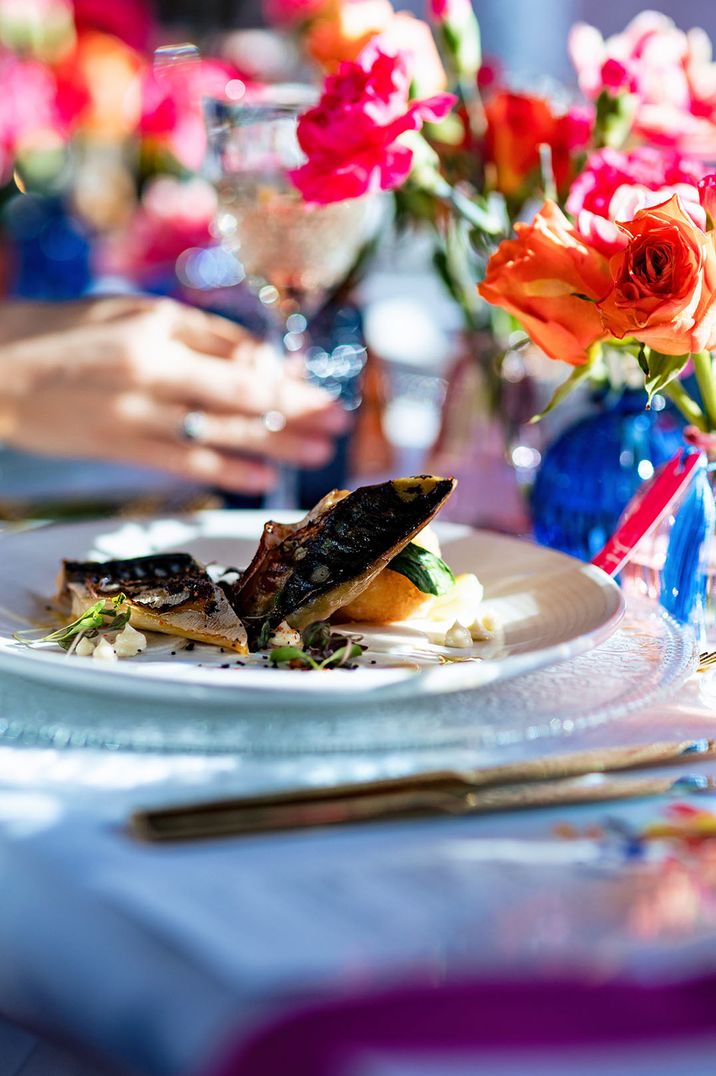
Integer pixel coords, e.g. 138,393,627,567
57,553,248,654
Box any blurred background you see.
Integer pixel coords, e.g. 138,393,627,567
0,0,707,535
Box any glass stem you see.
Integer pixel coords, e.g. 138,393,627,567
263,316,300,512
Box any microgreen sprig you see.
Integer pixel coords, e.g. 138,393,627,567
14,594,130,653
269,621,366,670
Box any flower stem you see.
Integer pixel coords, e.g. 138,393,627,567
692,351,716,431
425,172,504,236
664,379,708,432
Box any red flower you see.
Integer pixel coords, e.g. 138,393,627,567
289,42,455,203
71,0,154,51
263,0,324,24
483,90,592,198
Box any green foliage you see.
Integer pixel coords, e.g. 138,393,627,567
643,349,690,408
594,89,636,149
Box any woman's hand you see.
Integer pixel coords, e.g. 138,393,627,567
0,296,350,493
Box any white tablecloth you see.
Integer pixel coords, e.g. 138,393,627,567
2,662,716,1075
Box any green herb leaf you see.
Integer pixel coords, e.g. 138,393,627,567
270,626,366,670
388,544,456,596
269,646,320,670
318,643,364,670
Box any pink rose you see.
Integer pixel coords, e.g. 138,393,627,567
289,42,455,203
379,13,447,97
699,173,716,223
567,147,703,218
0,48,65,178
428,0,471,24
141,58,249,171
567,147,706,256
569,13,716,155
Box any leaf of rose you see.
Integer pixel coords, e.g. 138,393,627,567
529,361,596,424
644,351,690,409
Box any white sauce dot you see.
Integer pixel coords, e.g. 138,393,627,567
444,621,472,648
114,622,147,658
268,621,302,648
92,637,118,662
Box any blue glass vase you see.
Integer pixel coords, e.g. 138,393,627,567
4,193,92,300
531,388,684,561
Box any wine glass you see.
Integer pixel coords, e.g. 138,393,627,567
204,85,380,508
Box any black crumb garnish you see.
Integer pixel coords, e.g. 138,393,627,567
370,659,377,664
185,641,196,651
235,660,245,666
220,663,230,669
170,651,176,656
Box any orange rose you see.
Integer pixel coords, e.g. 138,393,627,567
307,0,394,68
478,201,611,365
598,195,716,355
66,30,143,139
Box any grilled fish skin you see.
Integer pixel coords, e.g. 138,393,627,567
228,475,456,649
58,553,248,654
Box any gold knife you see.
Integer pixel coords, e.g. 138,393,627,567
130,740,716,842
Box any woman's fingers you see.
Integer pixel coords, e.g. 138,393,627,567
112,392,336,469
140,343,350,434
120,437,277,493
166,302,254,359
181,412,336,467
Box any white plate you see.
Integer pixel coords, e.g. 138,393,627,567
0,511,624,708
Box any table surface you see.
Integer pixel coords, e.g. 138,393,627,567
2,609,716,1076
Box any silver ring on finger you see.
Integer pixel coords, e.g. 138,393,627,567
261,409,287,433
179,410,209,443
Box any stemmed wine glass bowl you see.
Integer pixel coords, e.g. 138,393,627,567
204,85,380,506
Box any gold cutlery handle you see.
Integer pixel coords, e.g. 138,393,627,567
134,738,715,827
130,773,714,842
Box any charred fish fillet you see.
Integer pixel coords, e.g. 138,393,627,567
58,553,248,654
228,475,456,648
